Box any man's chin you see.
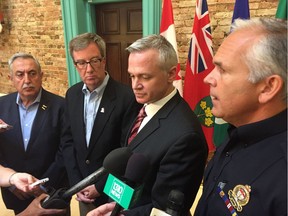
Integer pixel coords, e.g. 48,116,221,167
22,91,37,98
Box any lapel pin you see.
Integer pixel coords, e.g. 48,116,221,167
41,105,47,110
100,107,105,113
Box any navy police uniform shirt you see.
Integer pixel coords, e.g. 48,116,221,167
195,109,287,216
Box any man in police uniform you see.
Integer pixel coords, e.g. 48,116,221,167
194,18,287,216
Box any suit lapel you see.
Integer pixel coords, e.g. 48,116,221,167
9,94,25,151
27,90,50,151
87,79,116,151
128,93,181,148
73,85,87,149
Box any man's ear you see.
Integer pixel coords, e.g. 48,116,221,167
258,75,283,103
167,66,176,83
8,73,13,82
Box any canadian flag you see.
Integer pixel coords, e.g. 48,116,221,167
160,0,183,96
0,13,3,33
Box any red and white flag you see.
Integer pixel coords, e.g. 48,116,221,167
183,0,215,151
160,0,183,96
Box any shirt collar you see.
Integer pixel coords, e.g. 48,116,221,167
82,73,109,95
144,88,177,117
227,109,287,148
16,88,42,107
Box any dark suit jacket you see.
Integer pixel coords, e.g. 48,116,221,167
62,77,139,206
124,92,208,216
0,89,68,212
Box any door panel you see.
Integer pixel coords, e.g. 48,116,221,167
96,1,143,85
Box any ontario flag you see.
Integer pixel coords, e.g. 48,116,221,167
160,0,183,96
183,0,215,151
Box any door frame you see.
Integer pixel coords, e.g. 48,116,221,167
60,0,161,86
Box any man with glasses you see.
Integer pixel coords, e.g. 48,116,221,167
62,33,139,215
0,53,69,214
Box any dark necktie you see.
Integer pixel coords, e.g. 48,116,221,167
128,106,147,144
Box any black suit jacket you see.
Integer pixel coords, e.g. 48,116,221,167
124,92,208,216
0,89,68,212
62,77,139,206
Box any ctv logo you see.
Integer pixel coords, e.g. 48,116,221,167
111,180,124,200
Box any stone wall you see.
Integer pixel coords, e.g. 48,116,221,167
0,0,278,96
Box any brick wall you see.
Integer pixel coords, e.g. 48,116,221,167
0,0,278,97
0,0,68,96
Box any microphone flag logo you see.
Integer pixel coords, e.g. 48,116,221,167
104,174,143,209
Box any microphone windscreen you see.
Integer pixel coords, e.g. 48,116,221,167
167,189,184,212
124,153,150,184
103,147,133,177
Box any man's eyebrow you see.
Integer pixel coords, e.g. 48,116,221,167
15,69,37,73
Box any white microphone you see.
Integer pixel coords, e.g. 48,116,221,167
150,208,171,216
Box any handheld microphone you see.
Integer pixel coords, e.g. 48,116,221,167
103,153,150,215
150,208,171,216
41,147,132,209
150,190,184,216
165,190,184,216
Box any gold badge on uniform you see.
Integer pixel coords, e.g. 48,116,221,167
228,184,251,212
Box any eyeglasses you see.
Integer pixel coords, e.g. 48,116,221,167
74,57,103,70
14,71,39,80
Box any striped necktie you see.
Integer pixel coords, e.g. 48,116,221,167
128,106,147,144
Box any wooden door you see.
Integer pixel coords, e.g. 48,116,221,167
95,1,143,85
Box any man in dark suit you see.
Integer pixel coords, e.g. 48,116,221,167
0,53,68,214
87,34,208,216
62,33,139,215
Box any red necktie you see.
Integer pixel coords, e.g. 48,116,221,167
128,106,147,144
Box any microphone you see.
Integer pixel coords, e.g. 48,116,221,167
41,147,133,209
150,208,171,216
103,153,150,216
150,190,184,216
165,190,184,216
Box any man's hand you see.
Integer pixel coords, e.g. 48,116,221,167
9,172,45,197
10,186,32,200
86,202,120,216
17,194,66,216
10,172,37,191
76,184,99,203
0,119,12,133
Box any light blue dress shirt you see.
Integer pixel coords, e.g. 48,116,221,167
17,89,41,151
82,74,109,146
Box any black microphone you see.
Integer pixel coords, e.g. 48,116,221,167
103,153,150,216
165,190,184,216
150,190,184,216
41,147,132,209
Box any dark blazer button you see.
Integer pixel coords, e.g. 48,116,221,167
85,160,90,164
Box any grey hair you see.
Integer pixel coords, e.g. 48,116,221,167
126,34,178,72
69,33,106,60
8,52,41,75
232,18,287,101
